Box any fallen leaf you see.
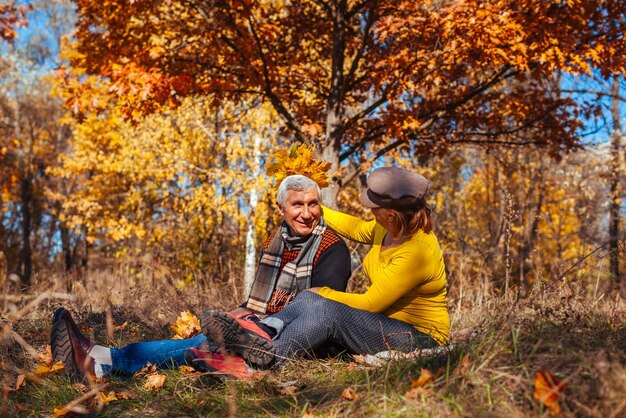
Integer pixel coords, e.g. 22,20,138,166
34,360,65,376
98,391,117,405
144,373,166,390
116,390,138,400
411,368,433,388
113,321,129,332
404,386,432,399
53,404,89,417
459,354,470,376
278,385,298,396
15,374,26,390
170,311,201,339
133,362,157,379
534,370,567,415
178,365,201,375
341,387,360,401
38,345,53,367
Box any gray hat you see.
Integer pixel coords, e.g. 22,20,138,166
360,167,429,210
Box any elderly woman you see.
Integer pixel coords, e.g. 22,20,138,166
189,166,449,373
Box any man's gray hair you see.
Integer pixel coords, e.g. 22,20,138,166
276,175,321,206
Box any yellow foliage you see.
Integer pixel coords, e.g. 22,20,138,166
169,311,201,339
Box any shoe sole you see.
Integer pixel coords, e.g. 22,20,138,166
50,318,79,378
200,310,274,367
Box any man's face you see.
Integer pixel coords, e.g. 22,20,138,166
276,188,321,236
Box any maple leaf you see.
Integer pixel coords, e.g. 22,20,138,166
34,360,65,376
169,311,201,339
534,370,568,415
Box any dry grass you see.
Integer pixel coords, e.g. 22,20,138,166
1,262,625,417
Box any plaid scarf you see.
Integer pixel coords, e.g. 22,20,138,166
245,218,327,314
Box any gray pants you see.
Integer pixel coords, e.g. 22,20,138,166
267,291,438,365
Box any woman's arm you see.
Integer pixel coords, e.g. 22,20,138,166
322,205,376,244
318,244,435,312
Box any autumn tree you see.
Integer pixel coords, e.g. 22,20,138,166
0,0,78,285
52,76,282,277
0,3,29,43
62,0,626,205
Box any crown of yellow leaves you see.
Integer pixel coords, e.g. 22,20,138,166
266,144,332,188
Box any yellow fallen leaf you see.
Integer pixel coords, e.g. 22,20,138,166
341,387,360,401
169,311,200,339
98,391,117,406
144,373,166,391
53,404,89,417
34,360,65,376
179,365,201,375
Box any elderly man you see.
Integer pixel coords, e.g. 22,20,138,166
51,175,351,379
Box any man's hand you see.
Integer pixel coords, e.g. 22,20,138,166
308,287,321,293
228,307,253,319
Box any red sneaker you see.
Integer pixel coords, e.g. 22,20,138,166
200,310,274,367
184,347,254,380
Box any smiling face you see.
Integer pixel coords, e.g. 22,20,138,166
276,188,321,237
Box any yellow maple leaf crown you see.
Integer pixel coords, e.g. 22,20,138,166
266,144,332,188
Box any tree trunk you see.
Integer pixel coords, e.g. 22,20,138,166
322,0,347,209
243,134,262,298
19,173,33,287
609,77,622,285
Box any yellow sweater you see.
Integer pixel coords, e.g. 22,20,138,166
318,206,449,345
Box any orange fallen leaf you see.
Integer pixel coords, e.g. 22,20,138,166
144,373,166,390
341,387,360,401
404,386,432,399
170,311,201,339
15,374,26,390
534,370,567,415
279,385,298,396
411,368,433,388
113,321,129,332
38,345,53,367
459,354,470,376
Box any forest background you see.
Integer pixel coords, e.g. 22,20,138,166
0,0,625,417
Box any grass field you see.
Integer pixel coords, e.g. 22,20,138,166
1,268,625,417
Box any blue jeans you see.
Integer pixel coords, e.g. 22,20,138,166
109,333,210,375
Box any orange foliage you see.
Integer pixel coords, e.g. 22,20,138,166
62,0,626,170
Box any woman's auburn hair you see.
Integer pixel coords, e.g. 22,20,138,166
384,200,432,237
